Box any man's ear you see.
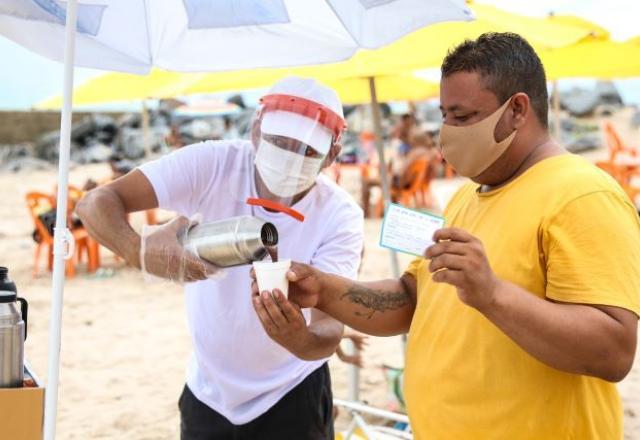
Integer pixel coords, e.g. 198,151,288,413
511,92,530,130
322,142,342,169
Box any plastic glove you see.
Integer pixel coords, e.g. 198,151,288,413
140,216,220,283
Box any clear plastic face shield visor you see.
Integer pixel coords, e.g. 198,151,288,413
246,93,346,210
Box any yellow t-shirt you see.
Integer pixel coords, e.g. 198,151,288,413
404,154,640,439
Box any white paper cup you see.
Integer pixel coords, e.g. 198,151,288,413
253,259,291,298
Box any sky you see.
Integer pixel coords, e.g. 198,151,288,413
1,0,639,111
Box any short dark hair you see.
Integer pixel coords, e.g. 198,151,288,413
441,32,549,128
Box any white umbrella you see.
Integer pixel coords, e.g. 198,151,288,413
0,0,472,73
0,1,474,439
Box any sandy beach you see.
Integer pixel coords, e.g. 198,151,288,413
1,128,639,438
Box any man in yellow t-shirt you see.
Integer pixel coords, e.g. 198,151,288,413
250,33,640,439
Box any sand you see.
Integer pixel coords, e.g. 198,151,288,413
1,112,639,438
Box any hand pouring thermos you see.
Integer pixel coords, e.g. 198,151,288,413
182,216,279,267
0,267,28,388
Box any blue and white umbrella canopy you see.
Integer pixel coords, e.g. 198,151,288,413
0,0,473,73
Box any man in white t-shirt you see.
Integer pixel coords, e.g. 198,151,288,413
77,77,364,439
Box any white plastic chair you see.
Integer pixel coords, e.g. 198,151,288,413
334,399,412,440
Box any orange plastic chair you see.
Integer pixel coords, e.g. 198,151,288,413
614,165,640,205
596,161,622,179
375,159,433,217
397,158,433,207
55,185,101,273
26,192,77,277
68,186,102,272
76,236,101,273
603,122,639,164
25,192,55,276
595,161,640,207
26,192,98,277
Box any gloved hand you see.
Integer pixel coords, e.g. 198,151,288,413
140,216,220,283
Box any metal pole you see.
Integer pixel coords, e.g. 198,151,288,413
142,99,152,157
368,76,406,361
368,77,400,278
44,1,78,439
346,339,360,402
334,399,411,424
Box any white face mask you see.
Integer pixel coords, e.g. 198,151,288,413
255,138,325,198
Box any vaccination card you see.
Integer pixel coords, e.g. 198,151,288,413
380,203,445,257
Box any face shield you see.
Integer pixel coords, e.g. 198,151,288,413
249,94,346,209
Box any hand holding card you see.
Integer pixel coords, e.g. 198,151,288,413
380,204,445,257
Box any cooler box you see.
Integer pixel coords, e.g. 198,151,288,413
0,363,44,440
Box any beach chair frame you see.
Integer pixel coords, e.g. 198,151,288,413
334,399,412,440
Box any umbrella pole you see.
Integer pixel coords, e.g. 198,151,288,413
367,76,407,368
553,80,561,141
367,77,400,278
346,338,360,402
44,1,78,439
142,99,152,157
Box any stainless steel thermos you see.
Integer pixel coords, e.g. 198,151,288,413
182,216,278,267
0,267,28,388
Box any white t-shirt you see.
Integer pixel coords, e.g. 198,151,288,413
139,140,364,424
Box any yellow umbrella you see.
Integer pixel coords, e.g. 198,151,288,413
37,3,594,109
542,36,640,80
545,14,610,39
515,14,640,80
331,2,598,77
36,70,195,109
534,28,640,138
37,70,439,107
328,75,439,105
174,72,441,105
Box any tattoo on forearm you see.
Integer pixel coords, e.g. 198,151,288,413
340,285,410,319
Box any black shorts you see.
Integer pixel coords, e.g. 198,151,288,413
179,363,333,440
